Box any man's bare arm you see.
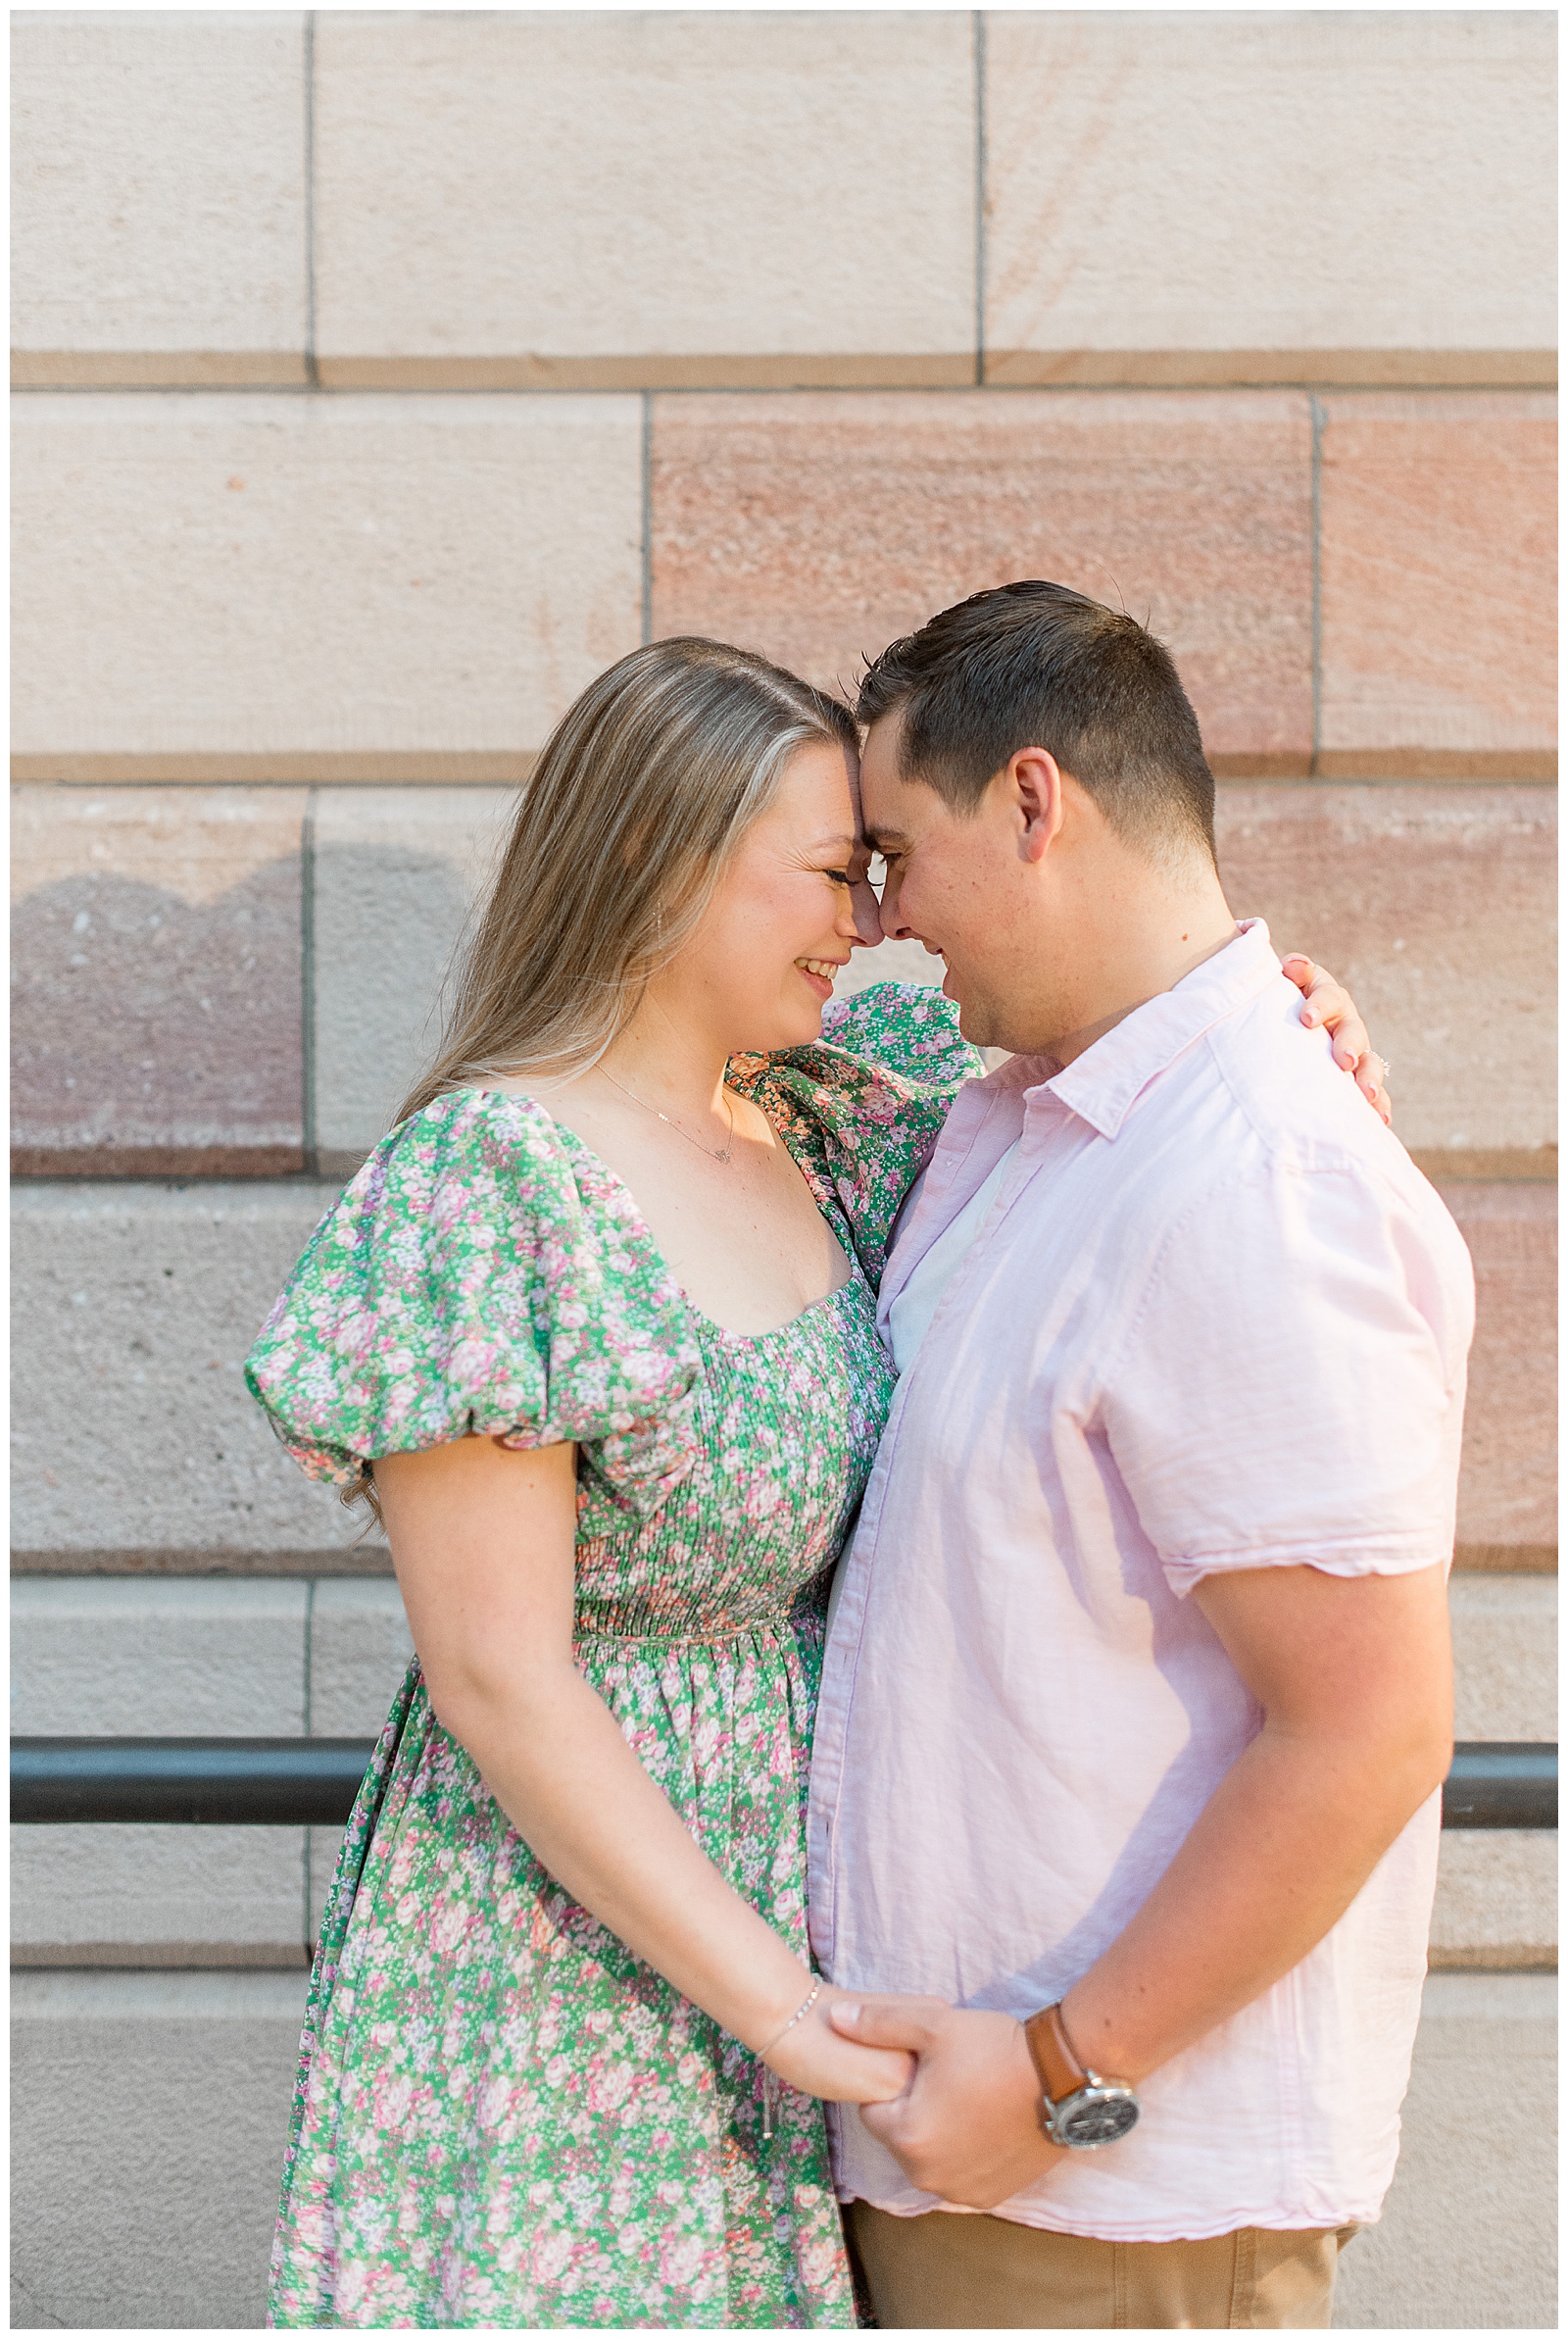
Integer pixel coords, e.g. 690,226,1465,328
834,1562,1452,2208
1058,1560,1452,2076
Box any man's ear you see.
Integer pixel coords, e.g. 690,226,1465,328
1008,749,1065,864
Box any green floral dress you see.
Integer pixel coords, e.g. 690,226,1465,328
245,985,978,2330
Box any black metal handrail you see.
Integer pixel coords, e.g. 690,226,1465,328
8,1737,1558,1829
11,1737,378,1824
1441,1742,1557,1829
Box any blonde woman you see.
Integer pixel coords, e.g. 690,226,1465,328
246,638,1385,2329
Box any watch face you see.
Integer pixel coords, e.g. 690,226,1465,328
1060,2089,1140,2148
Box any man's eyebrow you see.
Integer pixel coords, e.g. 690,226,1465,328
863,824,910,850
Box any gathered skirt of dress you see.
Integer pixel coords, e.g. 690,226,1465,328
267,1619,857,2331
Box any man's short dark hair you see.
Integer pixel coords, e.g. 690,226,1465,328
857,580,1217,866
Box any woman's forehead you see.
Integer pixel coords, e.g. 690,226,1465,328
775,735,858,818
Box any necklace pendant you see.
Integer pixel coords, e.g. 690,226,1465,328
601,1069,737,1165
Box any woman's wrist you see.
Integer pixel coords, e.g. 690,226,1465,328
758,1977,822,2064
722,1948,821,2057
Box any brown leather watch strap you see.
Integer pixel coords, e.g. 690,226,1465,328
1023,2002,1091,2105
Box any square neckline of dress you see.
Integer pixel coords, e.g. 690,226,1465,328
453,1084,865,1347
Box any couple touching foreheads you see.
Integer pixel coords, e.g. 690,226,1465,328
250,581,1471,2331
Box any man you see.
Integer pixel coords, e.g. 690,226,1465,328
809,581,1474,2329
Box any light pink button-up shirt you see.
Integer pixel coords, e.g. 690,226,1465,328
808,921,1474,2241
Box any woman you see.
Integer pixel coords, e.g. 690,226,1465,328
247,638,1388,2329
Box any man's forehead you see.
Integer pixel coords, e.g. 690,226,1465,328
858,715,927,842
859,711,908,788
859,707,906,770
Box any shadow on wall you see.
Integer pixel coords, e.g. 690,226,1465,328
9,846,480,1176
12,862,304,1172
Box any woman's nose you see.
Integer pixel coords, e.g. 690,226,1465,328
844,877,883,947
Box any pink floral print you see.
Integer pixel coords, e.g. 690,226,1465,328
245,984,978,2329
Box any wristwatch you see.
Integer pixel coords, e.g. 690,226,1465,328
1023,2003,1141,2150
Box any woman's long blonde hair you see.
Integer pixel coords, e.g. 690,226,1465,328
398,638,858,1122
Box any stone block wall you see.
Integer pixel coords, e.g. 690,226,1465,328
11,11,1557,2327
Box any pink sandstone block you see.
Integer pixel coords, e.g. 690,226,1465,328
1216,785,1555,1159
1439,1183,1557,1559
652,390,1313,768
1318,392,1556,771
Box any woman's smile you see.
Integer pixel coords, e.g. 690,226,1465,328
796,954,847,1000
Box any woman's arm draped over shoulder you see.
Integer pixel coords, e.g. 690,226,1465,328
377,1434,910,2107
818,977,983,1093
1282,955,1393,1125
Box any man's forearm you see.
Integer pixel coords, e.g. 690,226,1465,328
1059,1716,1447,2083
838,1564,1453,2209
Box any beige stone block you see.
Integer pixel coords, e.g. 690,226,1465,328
12,1578,308,1736
314,13,973,371
1449,1577,1556,1744
8,1970,1557,2332
1429,1831,1556,1967
1215,787,1556,1156
986,13,1555,369
11,1823,308,1964
310,1579,414,1737
12,785,305,1171
10,1181,374,1564
12,392,642,757
12,11,308,366
1332,1972,1556,2330
12,1969,310,2330
311,786,515,1160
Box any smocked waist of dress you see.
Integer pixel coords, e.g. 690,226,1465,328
572,1599,810,1647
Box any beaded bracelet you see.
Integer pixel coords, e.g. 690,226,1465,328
759,1978,822,2139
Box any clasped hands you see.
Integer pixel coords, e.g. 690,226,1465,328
764,1985,1066,2210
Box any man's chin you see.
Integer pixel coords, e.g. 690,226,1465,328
948,988,998,1050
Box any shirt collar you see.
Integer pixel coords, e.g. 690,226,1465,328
1041,919,1281,1141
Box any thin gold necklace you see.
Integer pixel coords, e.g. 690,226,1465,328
600,1069,736,1164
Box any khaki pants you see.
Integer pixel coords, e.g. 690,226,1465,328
845,2199,1358,2330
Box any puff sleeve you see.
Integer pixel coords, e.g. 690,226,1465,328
244,1091,701,1510
817,981,979,1091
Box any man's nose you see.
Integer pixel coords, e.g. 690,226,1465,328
877,872,913,943
844,877,883,948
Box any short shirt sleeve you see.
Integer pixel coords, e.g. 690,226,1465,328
729,981,984,1286
245,1090,701,1510
1098,1158,1476,1597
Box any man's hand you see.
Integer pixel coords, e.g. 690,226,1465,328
829,1995,1067,2210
